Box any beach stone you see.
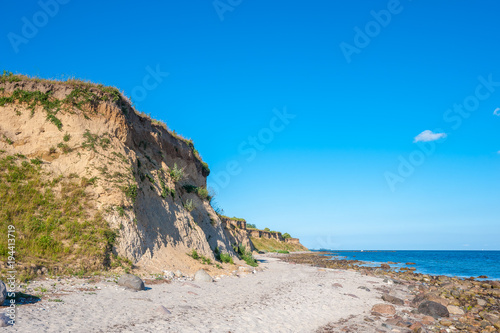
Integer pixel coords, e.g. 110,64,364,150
439,319,452,327
476,298,487,306
380,264,391,269
424,293,449,306
117,274,145,291
409,321,423,331
371,303,396,315
491,281,500,289
418,301,449,318
163,271,175,280
174,270,183,277
193,269,213,282
382,293,404,306
0,281,6,305
480,312,499,325
447,305,464,315
156,305,171,315
421,315,435,325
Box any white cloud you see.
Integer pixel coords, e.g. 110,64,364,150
494,108,500,116
413,130,447,143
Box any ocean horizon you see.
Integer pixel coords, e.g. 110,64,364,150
313,250,500,280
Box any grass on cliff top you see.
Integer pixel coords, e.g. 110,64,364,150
250,237,308,253
0,70,210,174
0,154,126,281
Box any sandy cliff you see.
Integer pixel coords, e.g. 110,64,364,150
0,73,236,275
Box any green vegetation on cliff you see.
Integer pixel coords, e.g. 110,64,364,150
250,237,308,253
0,153,129,280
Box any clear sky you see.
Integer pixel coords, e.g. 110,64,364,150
2,1,499,250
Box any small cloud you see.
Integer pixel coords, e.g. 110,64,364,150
413,130,447,143
494,108,500,116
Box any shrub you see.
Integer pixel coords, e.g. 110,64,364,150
196,187,209,200
125,184,138,202
63,133,71,142
145,173,154,183
264,228,270,232
189,249,199,260
116,206,125,217
283,233,291,239
247,223,257,229
57,142,72,154
169,163,184,182
234,244,258,267
2,135,13,145
219,253,234,264
184,199,194,212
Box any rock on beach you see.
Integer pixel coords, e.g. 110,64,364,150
117,274,145,291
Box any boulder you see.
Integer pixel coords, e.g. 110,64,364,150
0,281,6,305
117,274,145,291
382,293,404,306
193,269,213,283
418,301,449,318
371,303,396,316
447,305,465,315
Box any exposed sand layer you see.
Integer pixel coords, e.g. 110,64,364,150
6,255,414,332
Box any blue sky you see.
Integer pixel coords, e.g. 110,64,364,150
2,0,499,250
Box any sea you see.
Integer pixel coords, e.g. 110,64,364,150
315,250,500,280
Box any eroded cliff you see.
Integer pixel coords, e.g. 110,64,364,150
0,73,236,276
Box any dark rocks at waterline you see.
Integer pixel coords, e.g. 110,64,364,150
117,274,145,291
382,293,404,306
417,301,449,318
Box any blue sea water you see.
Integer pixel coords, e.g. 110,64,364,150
316,250,500,280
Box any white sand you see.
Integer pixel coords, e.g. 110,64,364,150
8,255,412,332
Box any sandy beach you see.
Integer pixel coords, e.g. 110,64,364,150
5,254,417,333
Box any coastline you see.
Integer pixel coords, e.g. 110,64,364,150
2,252,499,332
283,252,500,332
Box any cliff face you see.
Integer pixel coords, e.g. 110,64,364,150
0,74,236,274
221,217,308,253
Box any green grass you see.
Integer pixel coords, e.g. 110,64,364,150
63,133,71,142
0,155,120,280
